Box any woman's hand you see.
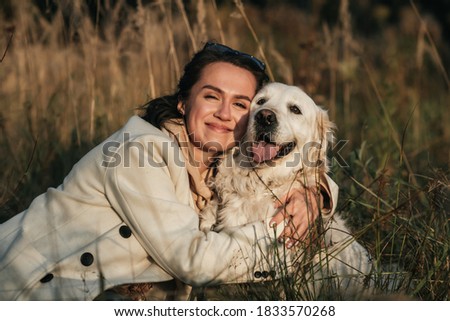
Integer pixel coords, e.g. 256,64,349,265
269,187,321,248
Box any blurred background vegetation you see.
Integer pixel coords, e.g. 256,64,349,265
0,0,448,299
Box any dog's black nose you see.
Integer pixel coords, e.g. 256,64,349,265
255,109,277,127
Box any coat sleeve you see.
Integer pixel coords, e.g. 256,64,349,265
103,135,280,287
320,173,339,216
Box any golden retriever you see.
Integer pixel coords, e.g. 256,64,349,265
200,82,372,297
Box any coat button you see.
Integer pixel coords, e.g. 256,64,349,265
254,271,262,279
80,252,94,266
261,271,269,278
119,225,132,238
40,273,54,283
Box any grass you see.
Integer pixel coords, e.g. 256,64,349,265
0,0,448,300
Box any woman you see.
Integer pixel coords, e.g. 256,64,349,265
0,42,337,300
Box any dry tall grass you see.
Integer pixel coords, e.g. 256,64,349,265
0,0,448,300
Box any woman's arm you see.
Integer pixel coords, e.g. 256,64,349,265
104,135,281,286
270,174,339,248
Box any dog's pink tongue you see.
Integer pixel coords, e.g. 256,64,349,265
252,142,280,163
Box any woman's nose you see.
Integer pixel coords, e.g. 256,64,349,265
214,101,232,120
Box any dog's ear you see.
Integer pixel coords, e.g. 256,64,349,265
317,108,336,151
309,107,336,172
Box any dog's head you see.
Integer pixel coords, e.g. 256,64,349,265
242,82,335,176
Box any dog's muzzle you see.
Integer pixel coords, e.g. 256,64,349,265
255,109,277,129
251,109,296,164
254,108,278,143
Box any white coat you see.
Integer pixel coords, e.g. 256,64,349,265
0,116,283,300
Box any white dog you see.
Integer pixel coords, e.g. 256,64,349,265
200,83,372,298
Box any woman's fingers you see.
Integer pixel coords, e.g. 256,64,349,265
273,187,321,246
269,209,285,228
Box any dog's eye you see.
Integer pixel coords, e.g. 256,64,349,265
256,98,266,105
289,105,302,115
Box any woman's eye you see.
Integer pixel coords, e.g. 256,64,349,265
234,102,248,109
256,98,266,105
289,105,302,114
205,95,218,100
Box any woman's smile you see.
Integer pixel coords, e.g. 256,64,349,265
205,122,233,133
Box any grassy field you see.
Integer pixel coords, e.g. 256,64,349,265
0,1,448,300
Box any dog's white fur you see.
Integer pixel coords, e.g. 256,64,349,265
201,82,334,231
200,83,372,296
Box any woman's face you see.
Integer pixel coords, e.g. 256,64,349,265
180,62,257,156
